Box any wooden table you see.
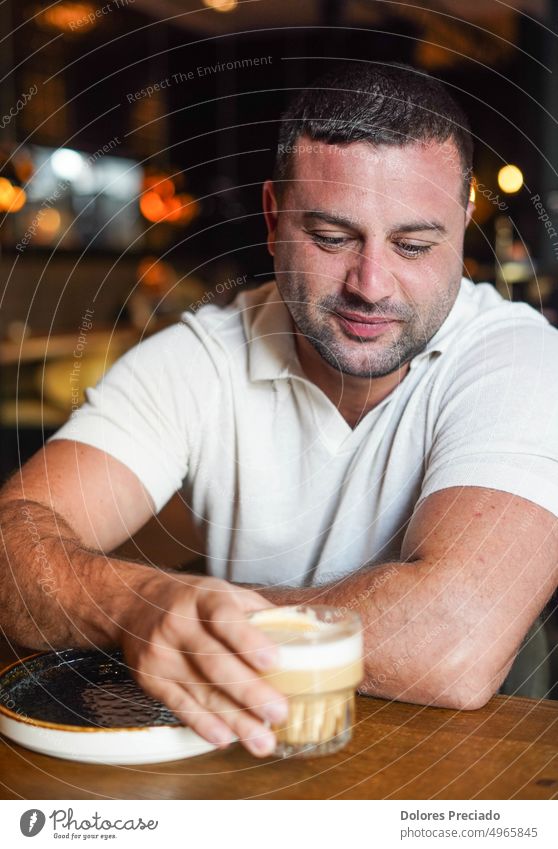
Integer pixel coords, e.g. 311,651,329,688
1,639,557,800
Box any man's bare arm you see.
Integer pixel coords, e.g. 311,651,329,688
255,487,558,710
0,439,156,648
2,439,156,553
0,441,288,755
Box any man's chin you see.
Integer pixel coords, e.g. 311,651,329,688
328,337,400,376
318,350,405,379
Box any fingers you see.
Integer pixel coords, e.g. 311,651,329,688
179,665,277,756
234,587,276,613
151,681,234,748
186,628,288,726
200,598,279,671
123,578,288,757
160,583,277,671
140,668,277,757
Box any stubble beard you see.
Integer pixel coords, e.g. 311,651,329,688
276,272,461,379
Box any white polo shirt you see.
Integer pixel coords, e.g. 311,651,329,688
51,278,558,586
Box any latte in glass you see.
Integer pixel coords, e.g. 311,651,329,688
249,605,364,757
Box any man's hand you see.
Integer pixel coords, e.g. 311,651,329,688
0,443,289,758
119,572,289,756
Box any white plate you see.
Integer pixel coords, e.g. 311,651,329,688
0,650,217,765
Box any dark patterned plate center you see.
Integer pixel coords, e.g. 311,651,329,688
0,649,179,729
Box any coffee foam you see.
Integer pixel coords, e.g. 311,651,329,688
250,608,363,670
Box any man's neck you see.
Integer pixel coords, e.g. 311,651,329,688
294,334,410,429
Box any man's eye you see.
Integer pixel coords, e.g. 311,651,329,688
310,232,351,249
395,241,433,258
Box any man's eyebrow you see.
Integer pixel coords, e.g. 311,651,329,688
302,211,448,237
392,220,447,236
302,210,361,229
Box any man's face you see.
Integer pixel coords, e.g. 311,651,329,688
263,136,473,378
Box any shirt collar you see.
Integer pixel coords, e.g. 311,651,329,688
408,276,474,369
243,286,300,382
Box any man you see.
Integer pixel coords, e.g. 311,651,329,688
1,63,558,758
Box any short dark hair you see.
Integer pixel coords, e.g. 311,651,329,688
274,62,473,206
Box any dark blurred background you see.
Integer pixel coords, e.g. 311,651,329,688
0,0,556,694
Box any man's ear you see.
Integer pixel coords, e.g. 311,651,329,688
262,179,279,256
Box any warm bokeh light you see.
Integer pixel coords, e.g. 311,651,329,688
139,190,167,223
0,178,26,213
497,164,523,194
0,177,15,209
140,173,199,226
6,186,26,213
174,194,199,226
36,3,98,33
138,256,174,289
144,176,175,199
203,0,238,12
38,208,61,235
469,183,476,204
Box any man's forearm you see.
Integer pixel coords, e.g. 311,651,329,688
0,498,156,649
0,496,294,756
255,560,508,709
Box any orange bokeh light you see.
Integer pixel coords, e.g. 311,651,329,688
37,3,98,33
144,176,175,199
138,256,173,289
0,177,14,208
139,191,167,222
174,193,198,225
38,208,61,234
0,178,26,213
139,173,198,226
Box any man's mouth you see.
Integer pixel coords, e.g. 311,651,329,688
336,310,402,339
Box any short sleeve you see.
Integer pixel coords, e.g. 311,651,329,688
48,320,217,513
417,319,558,517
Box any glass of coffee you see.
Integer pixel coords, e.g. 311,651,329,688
249,605,363,758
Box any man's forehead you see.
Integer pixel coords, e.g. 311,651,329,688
282,136,465,210
286,135,461,181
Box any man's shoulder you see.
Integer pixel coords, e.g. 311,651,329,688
431,279,558,398
182,279,277,342
415,279,558,400
443,278,557,353
457,278,551,330
115,280,278,389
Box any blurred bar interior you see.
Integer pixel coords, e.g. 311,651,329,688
2,0,556,443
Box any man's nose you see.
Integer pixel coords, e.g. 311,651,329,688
344,249,395,303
